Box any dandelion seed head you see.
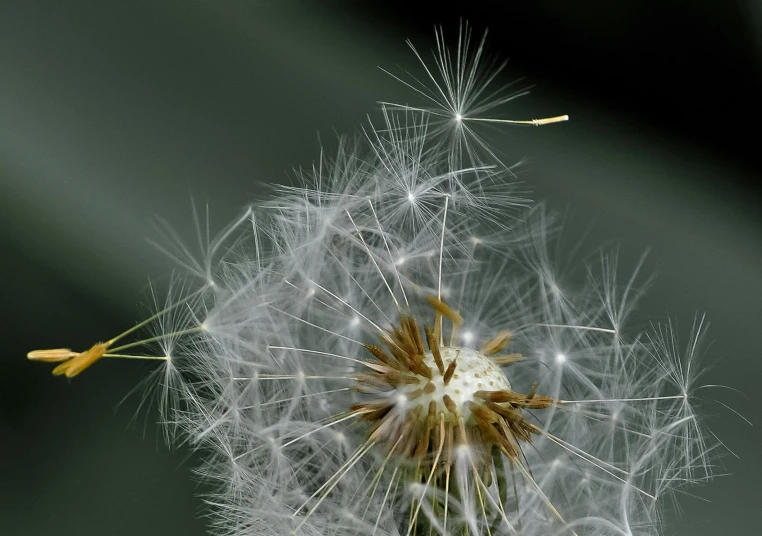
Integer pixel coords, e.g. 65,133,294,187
28,21,728,536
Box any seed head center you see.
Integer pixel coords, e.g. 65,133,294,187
399,346,511,423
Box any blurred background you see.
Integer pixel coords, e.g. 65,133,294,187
2,1,760,534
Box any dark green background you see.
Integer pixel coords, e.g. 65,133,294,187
2,1,760,535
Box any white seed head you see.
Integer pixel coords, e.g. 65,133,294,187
53,22,722,536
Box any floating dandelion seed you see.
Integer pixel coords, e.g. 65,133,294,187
28,23,722,536
380,21,568,175
26,303,186,377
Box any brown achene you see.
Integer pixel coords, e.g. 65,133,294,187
27,342,111,378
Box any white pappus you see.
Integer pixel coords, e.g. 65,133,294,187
29,23,720,536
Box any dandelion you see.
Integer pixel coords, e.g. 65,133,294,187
29,24,720,536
